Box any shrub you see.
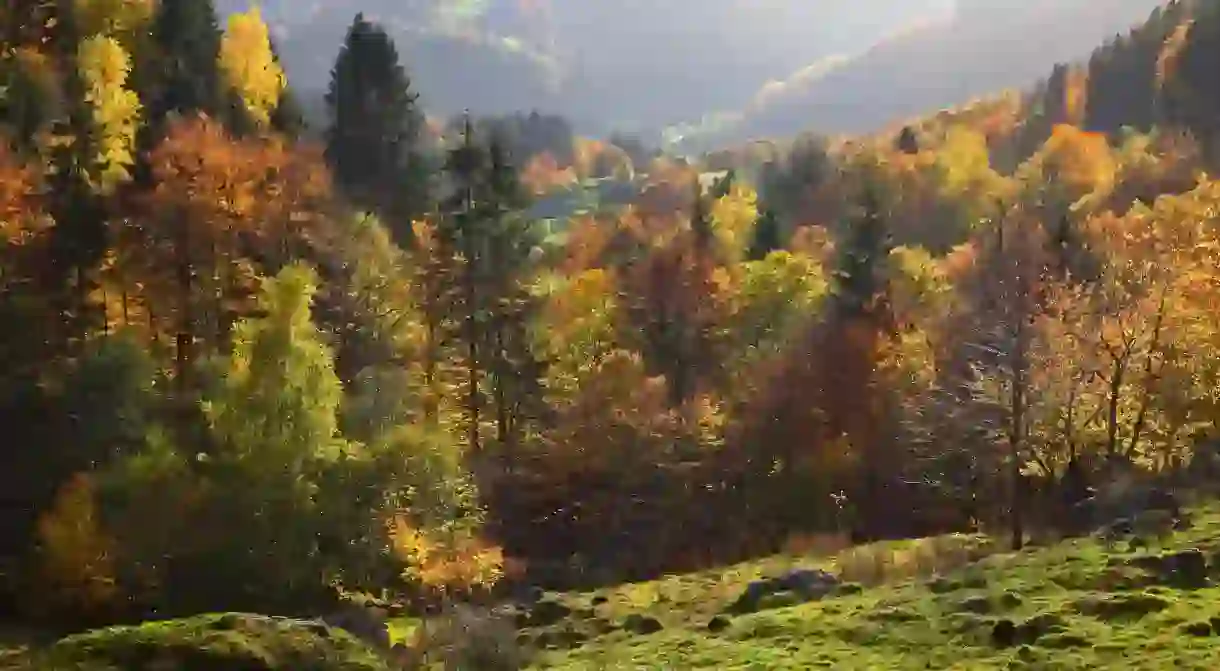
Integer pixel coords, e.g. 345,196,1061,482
31,473,119,623
409,605,526,671
389,515,505,600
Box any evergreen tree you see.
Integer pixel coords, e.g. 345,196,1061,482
747,207,783,261
439,113,488,456
832,177,893,323
145,0,224,125
896,126,920,155
691,179,714,255
268,36,306,139
482,134,547,457
710,168,736,199
325,14,428,245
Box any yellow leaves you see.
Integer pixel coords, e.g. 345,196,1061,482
1024,124,1117,206
709,183,758,262
76,35,141,195
389,515,504,597
35,474,119,616
934,126,995,198
219,7,286,128
887,245,952,322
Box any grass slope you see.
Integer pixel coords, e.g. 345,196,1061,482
9,507,1220,670
30,613,393,671
519,508,1220,669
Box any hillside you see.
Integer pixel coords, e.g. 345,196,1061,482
16,503,1220,669
220,0,952,136
675,0,1167,150
525,505,1220,668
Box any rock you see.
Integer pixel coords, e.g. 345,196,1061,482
591,595,608,606
1166,548,1208,588
834,583,864,596
321,606,390,650
725,569,842,614
1183,621,1213,637
1146,487,1181,516
999,592,1023,609
622,614,663,635
527,599,572,627
990,619,1017,648
707,615,730,633
724,580,772,614
1017,613,1066,644
777,568,840,600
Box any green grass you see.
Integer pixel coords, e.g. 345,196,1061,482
509,507,1220,669
29,613,394,671
11,508,1220,669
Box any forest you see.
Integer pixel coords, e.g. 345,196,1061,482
5,0,1220,664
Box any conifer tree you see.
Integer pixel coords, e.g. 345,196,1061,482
145,0,224,124
747,206,783,261
325,13,428,245
832,177,893,323
439,113,488,456
482,134,546,456
268,36,306,138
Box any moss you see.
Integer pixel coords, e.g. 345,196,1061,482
36,614,391,671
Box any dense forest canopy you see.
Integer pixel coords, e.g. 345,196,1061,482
9,0,1220,668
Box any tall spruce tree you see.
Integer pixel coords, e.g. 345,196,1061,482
268,36,306,139
747,207,783,261
145,0,224,125
481,133,546,457
439,113,488,456
832,177,893,322
325,14,428,245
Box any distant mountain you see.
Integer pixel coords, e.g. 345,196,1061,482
219,0,952,137
685,0,1167,148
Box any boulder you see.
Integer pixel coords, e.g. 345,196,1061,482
525,599,572,628
706,615,730,633
725,569,842,614
621,614,663,635
320,606,390,650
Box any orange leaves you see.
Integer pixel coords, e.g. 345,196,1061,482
389,515,504,597
520,151,576,195
1035,124,1117,199
147,115,330,250
34,474,119,618
0,144,50,249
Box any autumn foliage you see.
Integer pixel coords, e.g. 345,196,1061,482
11,0,1220,633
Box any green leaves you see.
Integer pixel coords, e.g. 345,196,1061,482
203,262,343,472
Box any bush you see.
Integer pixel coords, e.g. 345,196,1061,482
409,605,526,671
390,516,505,602
30,474,119,624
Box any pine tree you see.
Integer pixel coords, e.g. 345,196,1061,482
746,207,783,261
482,133,546,457
896,126,920,155
145,0,224,124
691,179,714,256
268,36,306,139
832,177,893,323
439,113,488,456
325,13,428,245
